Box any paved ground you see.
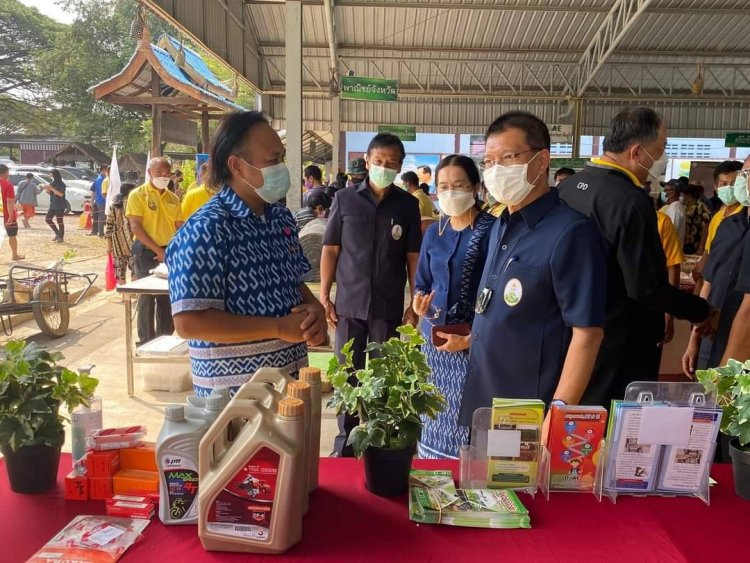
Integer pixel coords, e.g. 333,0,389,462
1,219,340,458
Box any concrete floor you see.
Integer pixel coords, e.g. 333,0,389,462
9,290,340,459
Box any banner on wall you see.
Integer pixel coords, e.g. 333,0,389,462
341,76,398,102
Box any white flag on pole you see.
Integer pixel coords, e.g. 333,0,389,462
144,151,151,185
105,146,121,214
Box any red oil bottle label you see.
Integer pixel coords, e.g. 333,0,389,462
207,447,279,540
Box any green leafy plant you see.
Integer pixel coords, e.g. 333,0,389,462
696,359,750,447
327,324,446,458
0,340,99,452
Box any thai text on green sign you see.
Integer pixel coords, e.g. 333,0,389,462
378,125,416,141
725,132,750,148
341,76,398,102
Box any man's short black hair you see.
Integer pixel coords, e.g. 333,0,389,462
554,167,576,179
417,165,431,176
485,111,551,151
25,172,33,179
367,133,405,164
307,189,331,211
304,165,322,182
602,107,662,154
713,160,743,182
0,164,8,175
401,171,419,187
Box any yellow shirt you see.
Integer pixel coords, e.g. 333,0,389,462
125,183,184,247
656,212,683,268
590,157,643,187
705,203,743,253
182,185,215,219
411,189,437,218
102,177,110,196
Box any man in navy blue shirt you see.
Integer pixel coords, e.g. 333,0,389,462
89,165,108,237
460,112,607,439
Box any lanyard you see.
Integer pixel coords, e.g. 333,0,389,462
482,215,526,292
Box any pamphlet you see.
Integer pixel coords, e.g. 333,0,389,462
408,470,531,529
606,402,660,492
487,399,544,489
547,405,607,491
657,407,722,494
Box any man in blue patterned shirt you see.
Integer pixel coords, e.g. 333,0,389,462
166,112,327,396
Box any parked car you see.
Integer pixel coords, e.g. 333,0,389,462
11,165,93,194
60,166,97,182
7,172,90,214
0,157,16,166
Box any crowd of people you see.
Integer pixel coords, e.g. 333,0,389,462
3,106,749,462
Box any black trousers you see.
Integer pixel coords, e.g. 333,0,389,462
132,240,173,345
45,208,64,239
581,342,661,407
333,316,400,457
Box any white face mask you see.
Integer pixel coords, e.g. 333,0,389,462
639,147,668,181
483,152,541,206
151,176,171,190
437,190,475,217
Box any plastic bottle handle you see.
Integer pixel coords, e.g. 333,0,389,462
198,400,267,479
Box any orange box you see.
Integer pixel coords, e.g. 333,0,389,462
119,443,157,472
89,476,114,500
86,450,120,478
64,472,88,500
113,469,159,495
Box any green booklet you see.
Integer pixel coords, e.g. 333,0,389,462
409,470,531,529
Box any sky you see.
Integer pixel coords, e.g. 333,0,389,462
18,0,76,24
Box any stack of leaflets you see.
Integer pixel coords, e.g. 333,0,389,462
547,405,608,492
604,401,722,495
486,399,544,489
409,470,531,529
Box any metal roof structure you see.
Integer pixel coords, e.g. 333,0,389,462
143,0,750,140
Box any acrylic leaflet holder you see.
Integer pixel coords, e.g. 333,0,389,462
593,381,720,505
459,407,542,497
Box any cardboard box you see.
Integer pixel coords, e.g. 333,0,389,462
119,443,157,472
113,469,159,495
64,472,88,501
86,450,120,478
106,500,155,520
89,476,114,500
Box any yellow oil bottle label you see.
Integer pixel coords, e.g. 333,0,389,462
206,447,279,540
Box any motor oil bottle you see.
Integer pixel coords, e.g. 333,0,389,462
157,405,207,525
232,381,284,411
249,367,295,394
198,398,305,554
186,386,231,409
285,381,311,513
299,367,322,491
186,396,227,460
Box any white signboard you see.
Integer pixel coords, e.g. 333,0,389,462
549,124,573,144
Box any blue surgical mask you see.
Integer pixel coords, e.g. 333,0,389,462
368,164,398,190
734,175,749,207
238,158,291,204
717,185,737,206
660,191,668,203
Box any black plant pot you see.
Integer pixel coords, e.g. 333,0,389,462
729,438,750,501
715,432,732,464
1,443,61,494
362,444,416,497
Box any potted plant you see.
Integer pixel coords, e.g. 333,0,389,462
696,359,750,500
0,340,98,493
327,324,446,497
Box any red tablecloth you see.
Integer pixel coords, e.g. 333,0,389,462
1,454,748,563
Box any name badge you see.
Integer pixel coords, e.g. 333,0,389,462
503,278,523,306
392,224,402,240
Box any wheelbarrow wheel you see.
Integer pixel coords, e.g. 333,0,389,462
32,281,70,338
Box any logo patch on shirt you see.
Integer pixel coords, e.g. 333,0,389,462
391,224,402,241
503,278,522,306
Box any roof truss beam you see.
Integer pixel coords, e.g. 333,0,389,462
571,0,654,97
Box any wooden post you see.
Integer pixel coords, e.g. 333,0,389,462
201,109,210,153
151,73,162,157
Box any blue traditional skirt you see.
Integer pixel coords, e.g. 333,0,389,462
418,342,471,459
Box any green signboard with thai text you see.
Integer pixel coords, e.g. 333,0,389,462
341,76,398,102
378,125,416,141
725,132,750,148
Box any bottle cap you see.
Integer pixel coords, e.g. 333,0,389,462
278,398,304,418
205,396,225,411
287,381,311,401
165,405,185,421
209,387,231,399
299,367,321,383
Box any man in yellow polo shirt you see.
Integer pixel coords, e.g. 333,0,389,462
182,182,216,220
656,211,684,344
126,157,184,345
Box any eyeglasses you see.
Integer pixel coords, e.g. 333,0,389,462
437,183,474,192
480,149,541,171
739,169,750,179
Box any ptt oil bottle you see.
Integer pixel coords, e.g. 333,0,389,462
156,405,208,525
285,381,311,513
249,367,295,394
198,398,305,554
299,367,322,491
186,386,230,409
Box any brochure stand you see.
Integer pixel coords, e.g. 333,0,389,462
459,407,541,497
593,381,720,506
538,441,607,500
